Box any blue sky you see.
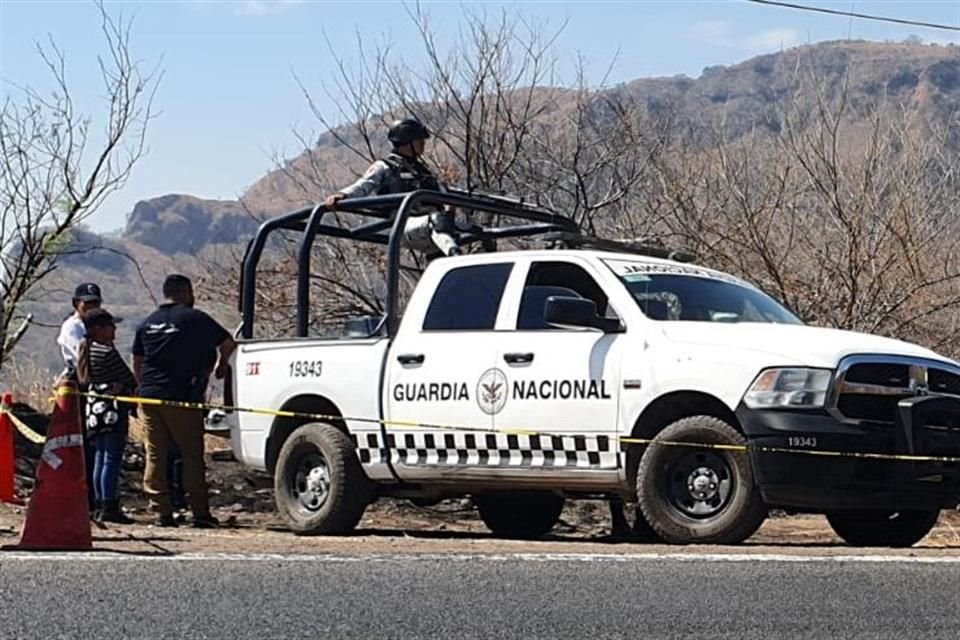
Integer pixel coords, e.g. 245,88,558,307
2,0,958,233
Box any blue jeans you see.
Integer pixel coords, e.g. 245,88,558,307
92,430,126,503
85,438,97,507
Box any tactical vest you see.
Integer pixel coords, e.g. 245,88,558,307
378,153,441,194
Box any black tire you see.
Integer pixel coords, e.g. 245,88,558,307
826,510,940,548
274,422,371,535
474,491,565,539
637,415,767,544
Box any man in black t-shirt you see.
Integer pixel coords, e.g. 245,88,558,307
133,274,236,527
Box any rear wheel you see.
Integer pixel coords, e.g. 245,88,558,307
474,491,564,539
826,510,940,547
274,423,371,535
637,415,767,544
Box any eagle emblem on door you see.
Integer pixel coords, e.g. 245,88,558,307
477,368,508,415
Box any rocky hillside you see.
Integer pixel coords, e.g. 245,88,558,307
124,194,261,255
619,41,959,137
239,40,959,216
129,40,960,232
9,40,959,377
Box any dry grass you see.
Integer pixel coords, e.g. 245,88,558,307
3,355,57,411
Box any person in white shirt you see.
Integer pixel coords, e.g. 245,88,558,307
57,282,104,511
58,282,103,379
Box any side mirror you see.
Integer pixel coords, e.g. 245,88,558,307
544,296,622,333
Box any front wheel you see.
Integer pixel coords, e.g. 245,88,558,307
274,422,371,535
826,510,940,547
637,415,767,544
474,491,565,539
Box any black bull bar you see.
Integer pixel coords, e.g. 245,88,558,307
896,395,960,457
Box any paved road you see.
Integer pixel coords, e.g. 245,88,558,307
1,552,959,639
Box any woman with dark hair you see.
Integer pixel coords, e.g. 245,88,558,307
77,308,137,524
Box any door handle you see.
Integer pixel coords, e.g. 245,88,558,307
503,352,534,364
397,353,425,365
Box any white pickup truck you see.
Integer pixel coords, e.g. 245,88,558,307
228,190,960,546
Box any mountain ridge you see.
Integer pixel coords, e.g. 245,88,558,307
12,39,958,375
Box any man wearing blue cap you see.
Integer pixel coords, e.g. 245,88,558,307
57,282,103,511
57,282,103,380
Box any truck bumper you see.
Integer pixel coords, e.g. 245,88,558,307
736,396,960,511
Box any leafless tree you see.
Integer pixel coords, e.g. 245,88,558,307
630,66,960,358
237,5,660,336
230,10,960,362
0,2,160,366
197,230,391,340
513,67,670,234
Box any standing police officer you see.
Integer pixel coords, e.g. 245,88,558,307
324,118,461,258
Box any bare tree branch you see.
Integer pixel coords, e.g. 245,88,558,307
0,1,160,365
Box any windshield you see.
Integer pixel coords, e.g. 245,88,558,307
606,261,802,324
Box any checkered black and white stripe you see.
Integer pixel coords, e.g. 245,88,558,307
353,431,617,469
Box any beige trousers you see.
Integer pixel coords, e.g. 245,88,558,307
140,405,210,518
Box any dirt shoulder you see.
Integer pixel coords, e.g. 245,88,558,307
4,431,959,557
3,501,959,557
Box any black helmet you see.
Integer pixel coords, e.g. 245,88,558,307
387,118,430,146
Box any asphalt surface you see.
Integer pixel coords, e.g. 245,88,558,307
1,553,959,639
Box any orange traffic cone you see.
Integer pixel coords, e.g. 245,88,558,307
13,382,92,550
0,392,24,505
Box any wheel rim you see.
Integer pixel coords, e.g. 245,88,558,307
290,450,331,514
665,450,734,519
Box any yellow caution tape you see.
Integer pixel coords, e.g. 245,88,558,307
621,437,747,451
63,388,960,465
0,406,46,445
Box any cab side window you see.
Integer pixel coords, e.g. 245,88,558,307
518,261,617,330
423,263,513,331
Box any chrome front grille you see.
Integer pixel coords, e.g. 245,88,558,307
829,355,960,425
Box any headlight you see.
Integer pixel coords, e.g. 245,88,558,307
743,368,833,409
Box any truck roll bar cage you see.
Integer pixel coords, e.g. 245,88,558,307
239,189,579,340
